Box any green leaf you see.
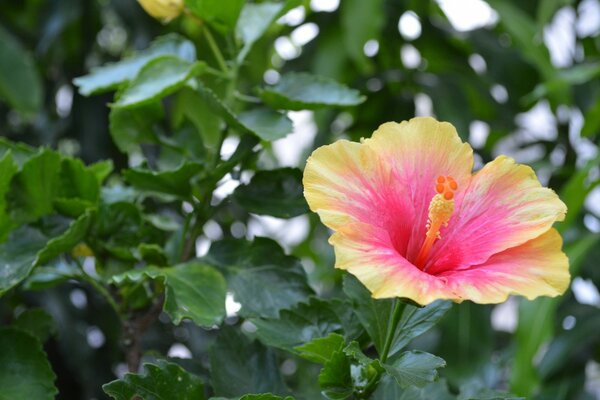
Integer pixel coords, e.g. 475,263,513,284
0,152,18,240
210,327,287,397
206,237,313,318
295,333,346,364
259,72,366,110
186,0,245,33
239,395,295,400
103,360,205,400
113,56,205,108
74,34,196,96
0,138,36,166
251,298,343,352
232,168,307,218
173,87,221,150
0,213,91,295
343,275,450,359
111,262,226,327
236,2,287,62
12,308,56,342
237,108,293,141
340,0,385,71
123,161,203,199
109,102,163,154
373,377,455,400
0,25,43,113
383,351,446,389
8,149,61,224
318,349,353,400
0,328,57,400
23,260,79,291
558,154,600,229
582,95,600,138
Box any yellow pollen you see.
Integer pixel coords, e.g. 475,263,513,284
415,175,457,269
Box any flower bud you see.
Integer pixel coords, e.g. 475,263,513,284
137,0,184,23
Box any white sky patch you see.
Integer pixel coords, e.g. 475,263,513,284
577,0,600,37
291,23,319,47
56,84,73,118
167,343,192,359
414,93,434,117
275,36,301,60
544,6,576,67
586,187,600,217
226,292,242,317
436,0,498,31
491,296,518,333
247,215,310,250
401,44,421,69
469,120,490,149
278,6,305,26
310,0,339,13
273,110,317,167
363,39,379,57
86,326,105,349
468,53,487,75
490,84,509,104
220,136,240,160
572,277,600,307
398,11,422,40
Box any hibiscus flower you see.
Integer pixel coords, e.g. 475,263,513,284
303,117,569,305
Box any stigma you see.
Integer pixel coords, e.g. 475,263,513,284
415,176,457,270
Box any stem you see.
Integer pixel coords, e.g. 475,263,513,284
202,24,228,73
123,294,165,372
380,299,406,363
74,259,121,317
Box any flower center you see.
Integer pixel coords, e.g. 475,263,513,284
415,175,457,270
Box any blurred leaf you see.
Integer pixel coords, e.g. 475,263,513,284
173,87,221,150
536,0,573,29
318,349,353,400
103,360,205,400
236,2,286,62
112,56,205,108
237,108,293,141
566,233,600,276
12,308,56,343
0,25,43,112
23,260,79,291
436,302,492,385
239,395,295,400
340,0,384,71
74,34,196,96
206,237,313,318
251,298,343,352
0,328,57,399
458,380,524,400
510,298,556,396
581,95,600,138
373,376,455,400
485,0,554,78
0,152,18,241
295,333,345,364
8,150,61,224
343,275,450,359
0,138,36,167
558,154,600,229
209,327,287,397
123,161,203,199
0,213,91,295
185,0,244,33
259,72,366,110
232,168,306,218
112,262,226,327
109,102,163,154
382,351,445,389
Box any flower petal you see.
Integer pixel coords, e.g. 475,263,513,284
441,228,570,303
426,155,567,274
363,117,474,260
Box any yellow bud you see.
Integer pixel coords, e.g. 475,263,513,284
71,243,94,258
137,0,184,23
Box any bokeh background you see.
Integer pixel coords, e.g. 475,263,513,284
1,0,600,398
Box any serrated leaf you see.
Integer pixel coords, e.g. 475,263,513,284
251,298,343,352
236,2,287,62
210,327,287,397
113,56,205,108
0,328,57,400
173,87,222,150
206,237,313,318
111,262,226,327
383,351,446,389
295,333,345,364
318,349,353,400
232,168,307,218
0,152,18,240
259,72,366,110
0,213,91,295
103,360,204,400
109,102,163,154
237,108,293,141
74,34,196,96
12,308,56,342
123,161,203,199
0,26,43,112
